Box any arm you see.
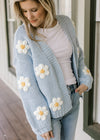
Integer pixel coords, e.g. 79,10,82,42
66,16,93,93
76,38,93,92
13,28,52,135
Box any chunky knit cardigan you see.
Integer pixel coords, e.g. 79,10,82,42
13,15,93,135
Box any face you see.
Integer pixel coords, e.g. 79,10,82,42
19,0,46,28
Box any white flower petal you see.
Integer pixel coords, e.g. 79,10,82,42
37,115,41,120
45,71,49,75
16,40,29,54
23,49,27,54
42,106,46,110
44,111,48,115
58,106,61,110
59,101,63,105
27,83,31,87
53,98,56,102
18,76,30,92
49,103,53,108
44,65,48,70
39,64,44,69
18,40,22,44
34,106,48,121
53,107,57,112
35,71,40,76
18,85,22,89
40,74,45,79
33,111,37,115
26,45,29,49
23,87,28,92
23,40,27,45
37,106,42,111
34,67,38,71
20,76,24,80
57,98,61,101
25,77,29,81
17,49,20,52
35,64,49,79
41,116,46,120
50,98,63,112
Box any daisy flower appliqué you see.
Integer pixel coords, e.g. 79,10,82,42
34,64,49,79
34,106,48,121
16,40,29,54
83,66,91,76
49,98,63,112
18,76,31,92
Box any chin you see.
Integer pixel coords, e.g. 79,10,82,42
31,23,41,28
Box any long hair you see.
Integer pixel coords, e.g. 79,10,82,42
13,0,56,41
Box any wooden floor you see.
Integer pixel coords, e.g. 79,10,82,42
0,79,37,140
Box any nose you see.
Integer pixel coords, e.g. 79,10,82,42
27,11,33,20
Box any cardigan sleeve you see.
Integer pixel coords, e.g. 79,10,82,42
13,28,52,135
76,39,93,92
66,16,93,92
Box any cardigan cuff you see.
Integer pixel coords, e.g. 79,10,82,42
32,125,52,135
79,80,93,92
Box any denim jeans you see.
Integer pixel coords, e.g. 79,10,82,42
37,85,80,140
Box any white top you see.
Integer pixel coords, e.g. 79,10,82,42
37,21,76,85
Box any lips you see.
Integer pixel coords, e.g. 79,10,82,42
30,20,37,23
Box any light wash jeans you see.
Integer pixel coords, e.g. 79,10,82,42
37,87,80,140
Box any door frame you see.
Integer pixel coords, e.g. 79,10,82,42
83,0,100,139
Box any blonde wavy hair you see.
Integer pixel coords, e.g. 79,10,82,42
13,0,56,41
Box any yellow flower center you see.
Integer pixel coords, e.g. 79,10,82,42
20,45,25,49
40,69,45,73
86,69,90,74
21,82,25,87
54,102,59,107
39,111,44,116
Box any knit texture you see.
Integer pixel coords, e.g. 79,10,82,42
13,15,93,135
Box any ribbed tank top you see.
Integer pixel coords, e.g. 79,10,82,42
37,21,76,85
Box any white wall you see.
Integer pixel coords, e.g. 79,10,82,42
0,0,20,97
59,0,71,18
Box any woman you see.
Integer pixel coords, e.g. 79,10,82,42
13,0,93,140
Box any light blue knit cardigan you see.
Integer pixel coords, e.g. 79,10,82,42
13,15,93,135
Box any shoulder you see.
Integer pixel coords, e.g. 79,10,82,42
56,15,76,29
14,24,32,59
14,24,26,38
56,14,70,19
56,15,72,23
14,24,29,47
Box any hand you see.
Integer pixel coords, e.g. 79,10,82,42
41,130,54,140
75,84,88,95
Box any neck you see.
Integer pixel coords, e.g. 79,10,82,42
39,18,57,29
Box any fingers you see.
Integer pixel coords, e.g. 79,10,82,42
75,87,82,94
41,134,45,139
46,133,50,140
41,135,50,140
75,88,82,95
49,131,54,138
41,131,53,140
76,89,83,95
75,84,88,95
